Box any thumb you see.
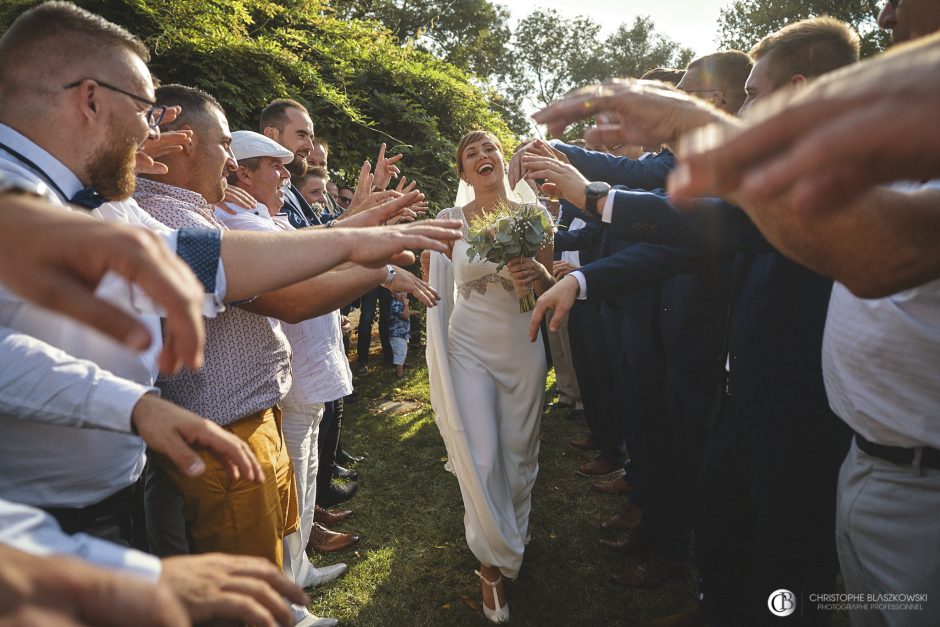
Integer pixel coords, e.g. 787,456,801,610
161,430,207,477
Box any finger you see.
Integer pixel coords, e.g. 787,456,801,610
28,274,154,352
395,176,407,193
547,299,571,332
189,423,262,482
217,577,294,627
376,143,387,163
226,559,307,606
161,105,182,125
385,153,404,166
206,591,282,627
389,251,417,266
529,301,546,342
583,125,632,148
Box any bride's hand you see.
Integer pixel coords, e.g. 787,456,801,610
508,257,549,289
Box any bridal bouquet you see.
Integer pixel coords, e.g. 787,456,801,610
465,202,553,312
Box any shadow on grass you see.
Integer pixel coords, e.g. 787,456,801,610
308,360,700,626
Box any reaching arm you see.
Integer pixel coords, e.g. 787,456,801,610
731,184,940,298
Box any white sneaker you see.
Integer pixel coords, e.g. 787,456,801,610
292,604,339,627
301,562,347,588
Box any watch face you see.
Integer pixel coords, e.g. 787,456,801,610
587,181,611,195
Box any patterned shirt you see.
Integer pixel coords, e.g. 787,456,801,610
389,298,411,340
134,178,292,425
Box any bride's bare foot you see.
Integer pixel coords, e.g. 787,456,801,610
476,564,509,623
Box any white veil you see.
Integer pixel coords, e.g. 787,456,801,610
454,175,539,207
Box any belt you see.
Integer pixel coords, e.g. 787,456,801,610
855,433,940,471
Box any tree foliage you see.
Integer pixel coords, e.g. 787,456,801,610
507,10,694,112
716,0,889,58
328,0,513,82
0,0,516,209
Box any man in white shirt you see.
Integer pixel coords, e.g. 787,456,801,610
0,0,460,568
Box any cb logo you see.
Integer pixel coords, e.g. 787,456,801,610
768,589,796,617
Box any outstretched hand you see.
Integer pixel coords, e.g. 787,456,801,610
522,156,590,210
0,199,205,374
532,79,732,151
387,267,441,307
344,219,463,269
133,394,263,482
160,553,307,627
528,275,580,342
0,545,189,627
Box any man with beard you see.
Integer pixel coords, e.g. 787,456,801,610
261,99,324,227
0,0,459,565
137,84,439,572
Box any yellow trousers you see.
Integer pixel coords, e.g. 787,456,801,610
157,407,299,567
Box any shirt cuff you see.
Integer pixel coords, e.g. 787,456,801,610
600,192,616,224
72,532,163,582
87,378,155,434
570,271,588,300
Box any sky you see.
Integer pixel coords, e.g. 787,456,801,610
495,0,731,57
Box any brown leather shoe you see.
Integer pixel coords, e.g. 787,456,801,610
569,437,598,451
610,556,684,589
314,505,353,528
592,477,633,495
578,457,624,477
600,503,642,532
597,532,652,558
307,522,360,553
651,607,709,627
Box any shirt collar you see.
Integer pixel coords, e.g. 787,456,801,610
0,123,84,202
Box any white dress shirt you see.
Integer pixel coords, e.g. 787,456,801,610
0,498,161,581
823,180,940,449
0,124,223,508
216,201,353,404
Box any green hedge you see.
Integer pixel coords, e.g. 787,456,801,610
0,0,516,209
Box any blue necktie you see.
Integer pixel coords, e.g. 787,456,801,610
70,187,106,210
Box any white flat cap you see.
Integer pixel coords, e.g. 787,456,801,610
231,130,294,164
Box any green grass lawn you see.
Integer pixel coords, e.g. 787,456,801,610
307,352,699,626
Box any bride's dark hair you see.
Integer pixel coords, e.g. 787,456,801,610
455,130,502,176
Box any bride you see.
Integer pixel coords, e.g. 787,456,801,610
423,130,554,623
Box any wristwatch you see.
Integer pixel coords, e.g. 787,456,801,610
584,181,611,218
381,264,397,288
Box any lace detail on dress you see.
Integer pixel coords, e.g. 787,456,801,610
457,273,515,300
438,206,470,238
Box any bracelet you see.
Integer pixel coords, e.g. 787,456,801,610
381,264,396,288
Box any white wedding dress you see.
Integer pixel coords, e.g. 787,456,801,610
426,205,547,579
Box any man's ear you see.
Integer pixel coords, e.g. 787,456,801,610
234,165,252,185
262,126,279,141
790,74,807,88
178,125,196,155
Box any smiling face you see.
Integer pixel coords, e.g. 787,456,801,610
239,156,290,215
190,107,236,203
456,131,505,193
298,174,328,206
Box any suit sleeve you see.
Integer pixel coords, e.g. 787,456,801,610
553,142,674,190
604,189,773,254
579,243,702,302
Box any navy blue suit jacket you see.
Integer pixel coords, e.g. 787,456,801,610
553,142,675,190
588,190,846,470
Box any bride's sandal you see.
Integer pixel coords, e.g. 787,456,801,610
475,569,509,623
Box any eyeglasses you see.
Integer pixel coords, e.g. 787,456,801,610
64,79,167,129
